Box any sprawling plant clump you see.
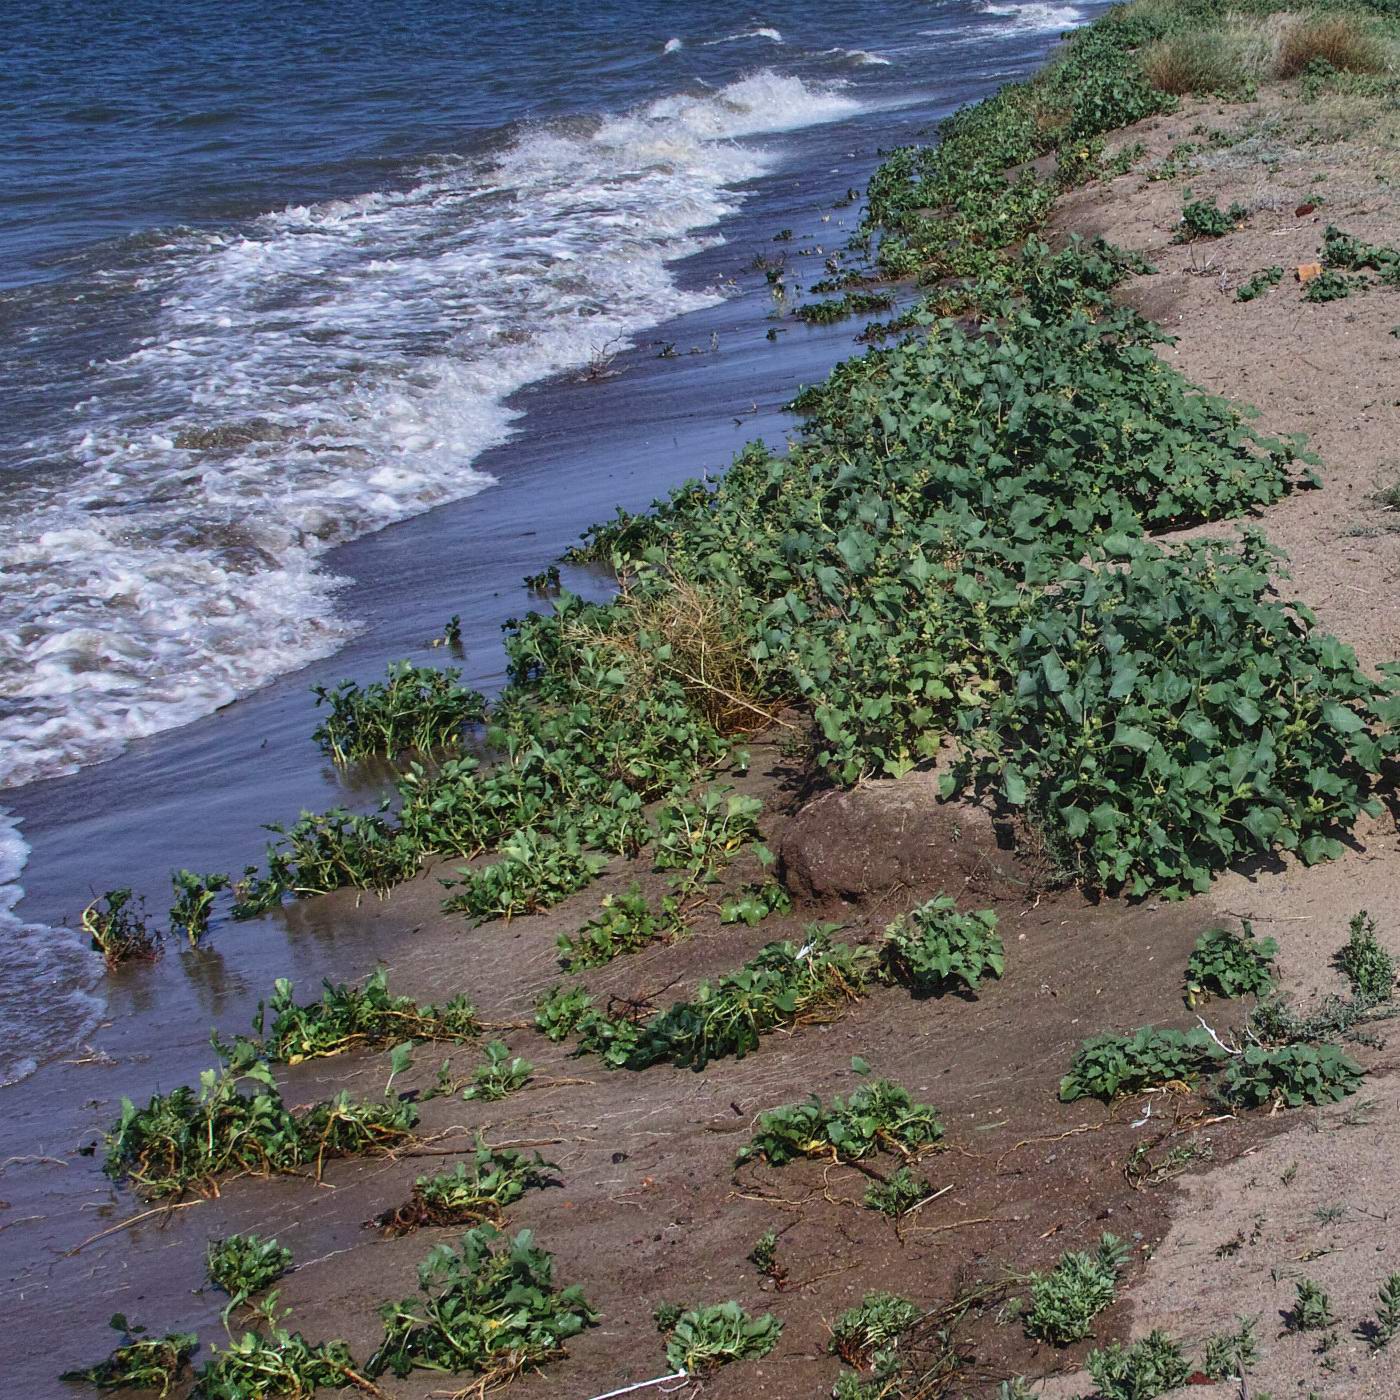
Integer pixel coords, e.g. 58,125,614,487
1024,1234,1130,1345
882,897,1003,996
62,1316,198,1397
312,661,486,762
739,1079,942,1166
217,969,478,1065
104,1060,417,1198
366,1226,597,1382
1184,923,1277,1003
375,1137,557,1234
1059,1027,1226,1102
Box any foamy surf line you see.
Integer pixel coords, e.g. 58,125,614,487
0,70,859,800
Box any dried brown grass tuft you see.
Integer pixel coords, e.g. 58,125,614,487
1276,16,1387,78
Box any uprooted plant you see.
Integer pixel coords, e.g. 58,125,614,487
82,889,162,969
206,1234,294,1324
373,1136,557,1234
657,1301,782,1375
61,1316,198,1397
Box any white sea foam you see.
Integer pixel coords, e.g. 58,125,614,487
0,813,103,1087
663,37,683,53
978,2,1085,33
707,27,784,45
0,70,858,794
820,46,892,66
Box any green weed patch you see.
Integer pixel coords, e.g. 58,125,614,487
557,884,679,969
1221,1042,1363,1107
206,1234,293,1323
1024,1233,1129,1345
881,898,1003,996
1086,1330,1192,1398
1184,924,1277,1003
738,1078,942,1166
192,1324,363,1398
1060,1027,1226,1102
365,1226,597,1383
312,661,485,763
660,1302,782,1374
375,1137,556,1234
104,1060,417,1198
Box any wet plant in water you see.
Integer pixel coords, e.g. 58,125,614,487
61,1315,198,1397
1059,1027,1225,1102
81,889,162,969
104,1059,418,1198
217,969,478,1065
311,661,485,763
206,1234,294,1324
738,1078,942,1166
1024,1234,1129,1345
462,1040,532,1101
365,1226,597,1382
659,1302,782,1375
374,1136,557,1234
881,897,1003,996
170,870,230,944
1184,923,1277,1004
1086,1330,1192,1399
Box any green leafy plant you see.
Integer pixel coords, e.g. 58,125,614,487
219,969,478,1065
1221,1043,1363,1109
830,1292,920,1369
1086,1330,1192,1399
444,827,610,924
557,884,678,969
1321,225,1400,279
738,1078,942,1166
365,1226,597,1382
794,290,895,325
462,1041,532,1101
881,897,1003,996
375,1136,557,1234
1304,269,1366,302
192,1319,363,1398
61,1315,198,1396
1336,910,1395,1004
719,880,792,927
103,1059,417,1198
311,661,485,763
81,889,162,968
1288,1277,1335,1331
1060,1027,1224,1102
747,1229,784,1284
1235,266,1284,303
1184,924,1277,1003
534,984,597,1043
660,1302,782,1374
206,1234,294,1323
1202,1315,1259,1379
1024,1234,1129,1345
864,1166,934,1217
652,787,764,896
170,870,230,944
1173,192,1248,242
1369,1272,1400,1349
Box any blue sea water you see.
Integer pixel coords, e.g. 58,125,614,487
0,0,1093,1086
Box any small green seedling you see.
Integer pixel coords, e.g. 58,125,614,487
1236,266,1283,302
462,1041,532,1101
1336,910,1395,1004
660,1302,782,1375
863,1167,933,1218
1185,924,1277,1003
747,1230,786,1285
1289,1278,1335,1331
1370,1273,1400,1349
1202,1315,1259,1378
1086,1330,1191,1399
1024,1234,1129,1345
205,1234,294,1324
829,1292,920,1368
61,1315,198,1397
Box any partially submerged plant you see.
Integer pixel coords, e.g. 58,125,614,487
881,897,1003,997
659,1301,782,1375
738,1078,942,1166
1024,1234,1129,1345
81,889,162,968
461,1040,532,1101
311,661,485,763
1184,924,1277,1004
366,1226,597,1382
206,1234,294,1322
170,870,230,944
375,1137,557,1234
1059,1027,1224,1102
61,1316,198,1397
